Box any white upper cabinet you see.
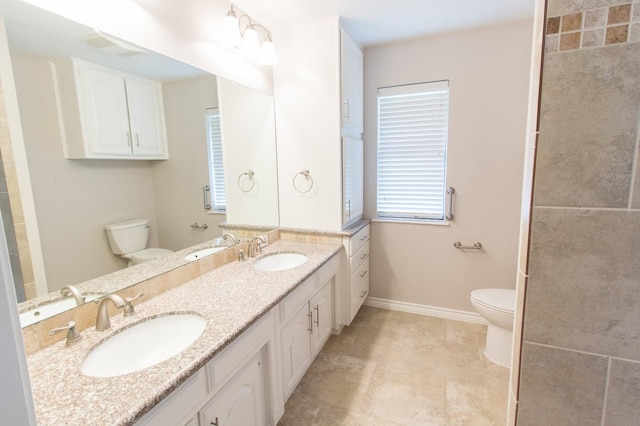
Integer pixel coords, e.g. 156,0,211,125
340,28,363,136
57,58,168,160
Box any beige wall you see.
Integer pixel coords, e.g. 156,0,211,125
11,53,160,293
363,21,533,312
517,0,640,423
153,75,225,249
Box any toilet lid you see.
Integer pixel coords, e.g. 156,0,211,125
130,248,173,260
470,289,515,314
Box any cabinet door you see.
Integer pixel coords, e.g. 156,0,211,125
343,137,364,225
200,353,266,426
125,78,168,158
310,282,333,357
340,27,363,134
77,66,132,156
280,302,312,398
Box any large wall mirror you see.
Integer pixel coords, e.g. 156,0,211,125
0,1,279,326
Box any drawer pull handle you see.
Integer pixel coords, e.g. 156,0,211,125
360,289,368,298
359,270,367,278
211,417,219,426
359,235,368,241
314,305,320,327
360,253,368,260
307,311,313,334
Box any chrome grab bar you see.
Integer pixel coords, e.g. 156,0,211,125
445,187,455,221
453,241,482,250
202,185,211,210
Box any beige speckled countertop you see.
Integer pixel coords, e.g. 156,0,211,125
26,239,343,425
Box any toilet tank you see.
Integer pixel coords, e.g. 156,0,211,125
104,219,150,255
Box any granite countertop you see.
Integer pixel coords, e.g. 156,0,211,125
26,239,343,425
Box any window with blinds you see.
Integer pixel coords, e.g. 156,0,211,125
376,81,449,222
205,108,226,212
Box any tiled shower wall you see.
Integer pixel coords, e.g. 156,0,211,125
517,0,640,424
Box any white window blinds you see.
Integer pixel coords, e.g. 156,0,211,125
205,108,226,212
376,81,449,221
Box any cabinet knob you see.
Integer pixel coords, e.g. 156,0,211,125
360,235,368,241
359,270,367,278
360,253,368,260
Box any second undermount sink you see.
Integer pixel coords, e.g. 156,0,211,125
81,313,206,378
184,246,226,261
253,252,308,271
19,293,104,328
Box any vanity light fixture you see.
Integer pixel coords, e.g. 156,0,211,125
221,4,278,66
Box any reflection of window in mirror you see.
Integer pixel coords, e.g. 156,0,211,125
205,108,226,212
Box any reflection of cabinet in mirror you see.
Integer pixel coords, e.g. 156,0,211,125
54,58,168,159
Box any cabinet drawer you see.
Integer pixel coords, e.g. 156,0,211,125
349,279,369,323
349,258,369,297
316,254,339,289
208,310,272,393
347,224,369,255
136,369,207,425
349,241,369,272
280,276,315,322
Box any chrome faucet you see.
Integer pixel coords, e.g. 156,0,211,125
223,232,238,245
95,294,125,331
60,285,85,306
248,236,267,257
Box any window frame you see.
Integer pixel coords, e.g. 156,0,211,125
205,107,226,213
376,80,450,224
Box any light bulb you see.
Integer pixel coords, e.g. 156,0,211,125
221,11,242,47
240,26,260,58
259,39,278,65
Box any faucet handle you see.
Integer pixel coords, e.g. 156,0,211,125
48,321,81,346
124,293,144,316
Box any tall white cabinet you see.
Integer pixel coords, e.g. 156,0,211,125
274,18,364,231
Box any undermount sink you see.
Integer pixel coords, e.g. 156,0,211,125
81,313,206,378
184,246,226,261
19,293,104,327
253,252,308,271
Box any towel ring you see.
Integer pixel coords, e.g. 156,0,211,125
293,169,314,193
237,170,255,192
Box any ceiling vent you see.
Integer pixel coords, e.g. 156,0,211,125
81,32,146,57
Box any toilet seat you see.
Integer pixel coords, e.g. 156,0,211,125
127,248,173,262
470,289,515,314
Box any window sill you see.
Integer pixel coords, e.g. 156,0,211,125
207,210,226,216
372,218,450,227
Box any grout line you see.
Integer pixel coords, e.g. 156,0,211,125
627,97,640,209
525,341,640,363
601,358,612,426
534,205,640,212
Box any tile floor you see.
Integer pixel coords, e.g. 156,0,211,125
278,306,509,426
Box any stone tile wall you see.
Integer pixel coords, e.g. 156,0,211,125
518,0,640,424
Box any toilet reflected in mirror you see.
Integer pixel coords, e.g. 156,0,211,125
105,219,173,266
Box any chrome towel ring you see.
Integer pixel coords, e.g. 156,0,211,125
293,169,314,193
237,170,255,192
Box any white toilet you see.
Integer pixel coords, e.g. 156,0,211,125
105,219,173,266
470,288,516,368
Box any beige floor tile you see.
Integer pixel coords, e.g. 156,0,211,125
361,367,446,425
446,320,487,346
281,308,509,426
312,403,404,426
278,388,323,425
296,352,376,411
446,380,507,426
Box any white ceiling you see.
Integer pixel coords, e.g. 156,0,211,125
232,0,536,47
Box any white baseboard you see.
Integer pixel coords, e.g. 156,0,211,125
364,297,488,325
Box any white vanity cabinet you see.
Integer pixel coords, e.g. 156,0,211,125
279,255,339,400
135,311,276,426
344,224,370,323
54,58,168,160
